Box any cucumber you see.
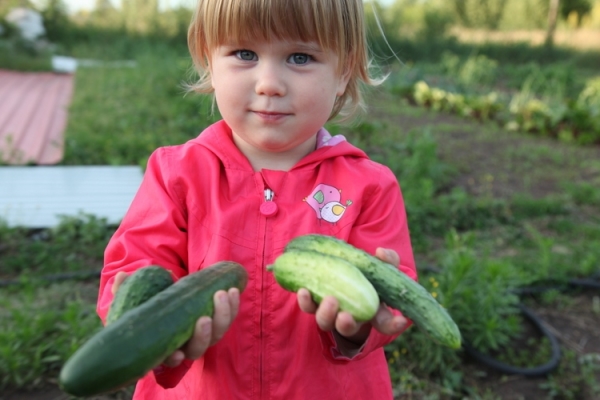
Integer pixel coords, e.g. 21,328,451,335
59,261,248,397
267,249,379,322
285,234,462,349
106,265,174,325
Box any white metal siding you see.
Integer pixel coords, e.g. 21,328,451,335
0,166,144,228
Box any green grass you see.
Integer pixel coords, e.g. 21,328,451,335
62,41,218,167
1,33,600,398
0,38,53,71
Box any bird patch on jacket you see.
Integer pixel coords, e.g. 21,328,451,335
304,184,353,224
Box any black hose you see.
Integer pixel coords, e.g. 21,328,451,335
419,264,599,376
462,304,561,377
512,278,600,295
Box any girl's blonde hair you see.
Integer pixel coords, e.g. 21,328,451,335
187,0,379,120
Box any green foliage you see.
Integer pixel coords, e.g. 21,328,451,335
560,0,594,25
564,181,600,206
450,0,509,29
411,80,504,121
0,213,113,277
0,0,34,18
540,351,600,399
0,35,53,71
387,231,522,389
38,0,71,43
441,52,499,91
389,57,600,145
62,41,217,166
0,282,102,390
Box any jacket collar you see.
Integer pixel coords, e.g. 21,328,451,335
192,120,368,172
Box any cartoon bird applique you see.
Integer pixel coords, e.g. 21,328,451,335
304,184,353,224
320,201,347,223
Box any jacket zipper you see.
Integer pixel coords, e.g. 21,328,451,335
259,186,274,399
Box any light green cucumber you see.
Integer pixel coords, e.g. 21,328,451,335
285,234,462,349
267,249,379,321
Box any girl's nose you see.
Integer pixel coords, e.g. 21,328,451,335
254,62,286,97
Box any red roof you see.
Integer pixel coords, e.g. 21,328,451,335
0,69,74,165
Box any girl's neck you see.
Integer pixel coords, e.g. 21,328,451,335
232,134,317,172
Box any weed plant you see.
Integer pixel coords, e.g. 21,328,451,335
0,214,113,278
0,282,101,390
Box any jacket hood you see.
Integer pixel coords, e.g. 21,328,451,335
191,120,369,171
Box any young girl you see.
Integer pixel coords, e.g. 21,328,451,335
97,0,417,398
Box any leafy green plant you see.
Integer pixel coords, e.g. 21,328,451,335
387,231,523,391
441,52,499,92
564,181,600,206
540,351,600,400
0,213,113,277
0,282,102,390
410,81,504,121
0,20,53,71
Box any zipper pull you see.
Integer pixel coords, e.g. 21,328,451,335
260,188,278,217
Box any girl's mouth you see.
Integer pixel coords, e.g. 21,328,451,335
253,111,290,122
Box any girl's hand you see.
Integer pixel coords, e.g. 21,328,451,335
297,247,408,347
162,288,240,367
110,272,240,368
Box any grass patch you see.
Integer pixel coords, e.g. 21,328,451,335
0,282,101,390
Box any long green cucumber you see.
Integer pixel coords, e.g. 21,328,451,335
59,261,248,397
106,265,174,325
285,234,462,349
267,249,379,321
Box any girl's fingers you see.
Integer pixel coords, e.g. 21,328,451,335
111,271,128,294
297,288,318,313
228,287,241,318
371,304,408,335
314,296,339,332
162,350,186,368
182,316,213,360
375,247,400,267
334,311,361,338
210,290,235,345
176,289,241,362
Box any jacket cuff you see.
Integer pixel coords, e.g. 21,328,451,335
152,359,193,388
318,310,414,363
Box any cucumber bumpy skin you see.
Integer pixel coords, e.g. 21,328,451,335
106,265,174,325
59,261,248,397
267,249,380,322
285,234,462,349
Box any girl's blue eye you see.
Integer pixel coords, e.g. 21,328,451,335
236,50,256,61
289,53,311,65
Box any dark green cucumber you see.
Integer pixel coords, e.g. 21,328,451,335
59,261,248,397
267,249,379,321
285,234,462,349
106,265,174,325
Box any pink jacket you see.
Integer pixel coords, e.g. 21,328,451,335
97,120,417,400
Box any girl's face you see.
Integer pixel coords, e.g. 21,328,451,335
210,38,350,171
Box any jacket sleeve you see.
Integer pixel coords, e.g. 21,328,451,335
319,164,417,362
97,148,192,387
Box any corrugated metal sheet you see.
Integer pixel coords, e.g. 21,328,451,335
0,166,144,228
0,69,74,165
